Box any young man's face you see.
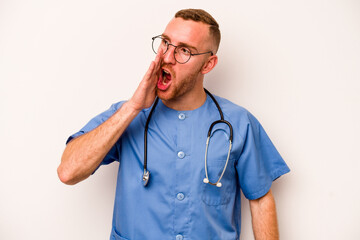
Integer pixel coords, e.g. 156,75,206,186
156,17,214,102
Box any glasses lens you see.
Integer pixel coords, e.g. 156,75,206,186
152,37,167,54
175,46,191,64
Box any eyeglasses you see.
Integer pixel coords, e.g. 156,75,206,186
152,35,213,64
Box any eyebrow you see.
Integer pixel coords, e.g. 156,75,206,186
161,34,199,52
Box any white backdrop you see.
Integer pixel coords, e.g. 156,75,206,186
1,0,359,239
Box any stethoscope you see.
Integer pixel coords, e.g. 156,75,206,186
142,88,233,188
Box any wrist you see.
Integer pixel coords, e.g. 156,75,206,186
123,100,142,115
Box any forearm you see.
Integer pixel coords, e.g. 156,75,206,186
57,101,140,185
58,50,162,185
250,190,279,240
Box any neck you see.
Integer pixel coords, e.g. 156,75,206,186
162,87,207,111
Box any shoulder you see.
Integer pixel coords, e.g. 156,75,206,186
212,95,256,125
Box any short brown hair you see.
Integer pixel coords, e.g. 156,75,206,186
175,9,221,53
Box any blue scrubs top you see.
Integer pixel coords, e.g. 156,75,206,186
67,95,290,240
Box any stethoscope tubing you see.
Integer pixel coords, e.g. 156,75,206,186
204,136,232,187
143,88,233,187
143,97,159,186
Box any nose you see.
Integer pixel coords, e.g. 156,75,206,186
162,44,176,64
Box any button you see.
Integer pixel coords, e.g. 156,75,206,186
177,193,185,201
176,235,184,240
177,151,185,159
178,113,186,120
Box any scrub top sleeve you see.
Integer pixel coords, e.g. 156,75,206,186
66,101,125,168
236,112,290,200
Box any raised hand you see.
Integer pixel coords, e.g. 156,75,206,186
127,48,163,111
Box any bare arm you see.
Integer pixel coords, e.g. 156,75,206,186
249,190,279,240
57,49,163,185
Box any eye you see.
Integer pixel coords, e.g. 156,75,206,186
178,46,191,56
162,38,170,46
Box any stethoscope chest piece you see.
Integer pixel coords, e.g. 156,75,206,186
142,170,150,186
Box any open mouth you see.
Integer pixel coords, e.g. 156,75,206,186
157,68,172,90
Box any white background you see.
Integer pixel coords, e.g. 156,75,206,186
1,0,359,239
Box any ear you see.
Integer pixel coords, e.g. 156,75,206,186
201,55,218,74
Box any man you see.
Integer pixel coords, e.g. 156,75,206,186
58,9,290,240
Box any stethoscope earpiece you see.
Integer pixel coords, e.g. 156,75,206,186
203,178,223,188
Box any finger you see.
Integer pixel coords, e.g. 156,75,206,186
154,48,163,69
142,48,163,84
148,49,163,75
142,61,156,83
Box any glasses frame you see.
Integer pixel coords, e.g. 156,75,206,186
152,35,213,64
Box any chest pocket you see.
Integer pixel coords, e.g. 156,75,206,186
201,128,236,206
111,227,130,240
